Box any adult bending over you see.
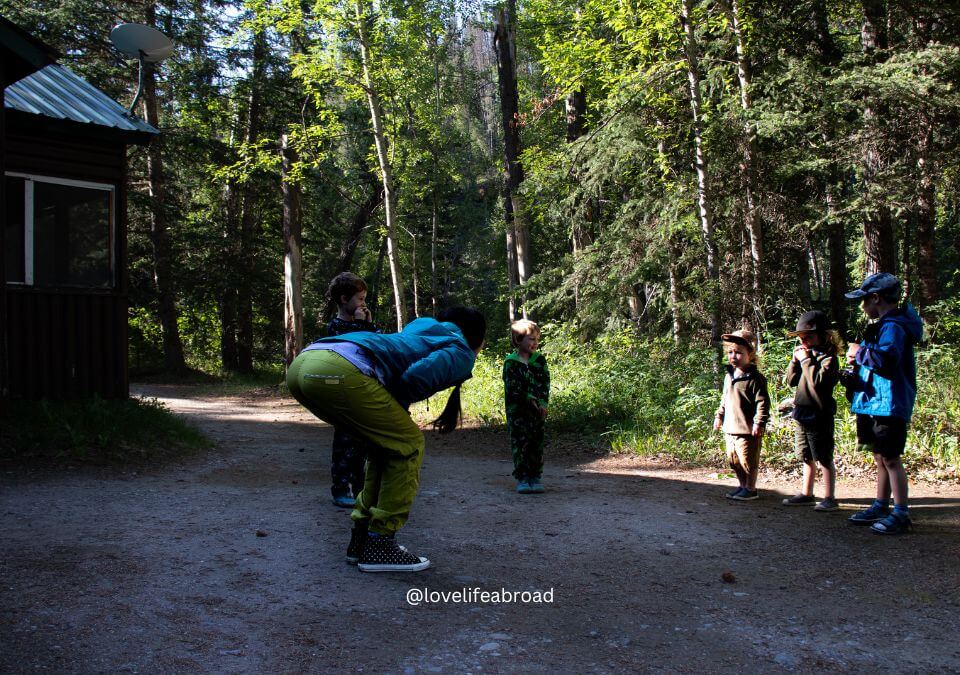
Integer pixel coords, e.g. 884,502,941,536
287,307,486,572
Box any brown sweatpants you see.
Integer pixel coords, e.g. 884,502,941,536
725,433,761,486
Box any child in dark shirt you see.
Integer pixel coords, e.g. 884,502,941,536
325,272,380,508
781,310,842,512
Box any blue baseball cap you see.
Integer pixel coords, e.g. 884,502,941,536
845,272,901,300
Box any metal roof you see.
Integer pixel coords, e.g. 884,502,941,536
4,63,159,137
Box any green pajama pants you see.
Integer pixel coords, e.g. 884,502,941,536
286,349,424,536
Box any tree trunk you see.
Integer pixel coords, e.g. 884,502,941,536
680,0,721,345
281,135,303,368
431,43,441,316
861,0,896,275
495,0,528,320
319,176,383,321
356,0,407,330
411,235,420,318
796,245,812,305
811,0,848,337
220,177,240,370
369,236,388,317
565,88,587,142
808,238,823,301
727,0,764,322
143,4,186,374
431,193,439,315
335,170,382,275
567,88,591,309
915,112,938,312
236,30,267,374
668,237,683,344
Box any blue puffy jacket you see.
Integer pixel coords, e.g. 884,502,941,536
310,317,476,408
849,304,924,421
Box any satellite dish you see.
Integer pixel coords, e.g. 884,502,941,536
109,24,174,115
110,23,174,62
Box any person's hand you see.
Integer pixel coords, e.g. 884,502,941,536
539,405,548,420
752,423,764,437
713,416,722,431
846,342,860,366
354,306,371,322
793,344,810,362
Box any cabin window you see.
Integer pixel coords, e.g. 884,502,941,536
4,173,115,288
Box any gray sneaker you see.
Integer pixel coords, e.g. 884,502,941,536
814,497,839,512
782,494,815,506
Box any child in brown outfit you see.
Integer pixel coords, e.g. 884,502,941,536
714,329,770,501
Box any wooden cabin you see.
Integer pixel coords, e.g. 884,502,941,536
1,18,158,399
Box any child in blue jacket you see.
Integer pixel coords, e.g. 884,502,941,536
287,307,486,572
842,273,923,535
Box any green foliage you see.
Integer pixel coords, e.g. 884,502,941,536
0,397,210,464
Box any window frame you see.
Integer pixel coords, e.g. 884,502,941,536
5,171,117,289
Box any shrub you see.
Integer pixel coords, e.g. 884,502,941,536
0,396,210,464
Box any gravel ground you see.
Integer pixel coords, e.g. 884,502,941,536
1,384,959,673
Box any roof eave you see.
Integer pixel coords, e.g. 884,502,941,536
6,108,159,146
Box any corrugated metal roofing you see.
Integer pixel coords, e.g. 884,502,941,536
4,63,159,136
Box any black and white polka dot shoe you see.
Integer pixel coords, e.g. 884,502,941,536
357,533,430,572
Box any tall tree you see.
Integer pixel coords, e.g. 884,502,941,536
860,0,897,275
281,134,303,367
354,0,408,329
143,1,187,373
235,28,268,373
495,0,530,320
725,0,764,328
680,0,720,344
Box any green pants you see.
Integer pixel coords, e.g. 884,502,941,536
287,349,424,535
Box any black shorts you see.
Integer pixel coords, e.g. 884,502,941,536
856,415,908,459
795,418,835,465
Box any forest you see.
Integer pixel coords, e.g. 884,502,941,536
4,0,960,469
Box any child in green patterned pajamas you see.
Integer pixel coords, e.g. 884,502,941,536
503,319,550,494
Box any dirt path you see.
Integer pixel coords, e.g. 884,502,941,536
2,385,959,673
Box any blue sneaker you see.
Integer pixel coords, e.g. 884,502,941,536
332,494,356,508
871,513,912,535
528,477,545,493
848,503,890,525
516,480,533,494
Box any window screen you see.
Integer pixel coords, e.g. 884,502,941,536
4,175,114,289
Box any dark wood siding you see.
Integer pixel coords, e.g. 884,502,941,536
3,127,129,399
6,288,128,399
5,129,125,183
